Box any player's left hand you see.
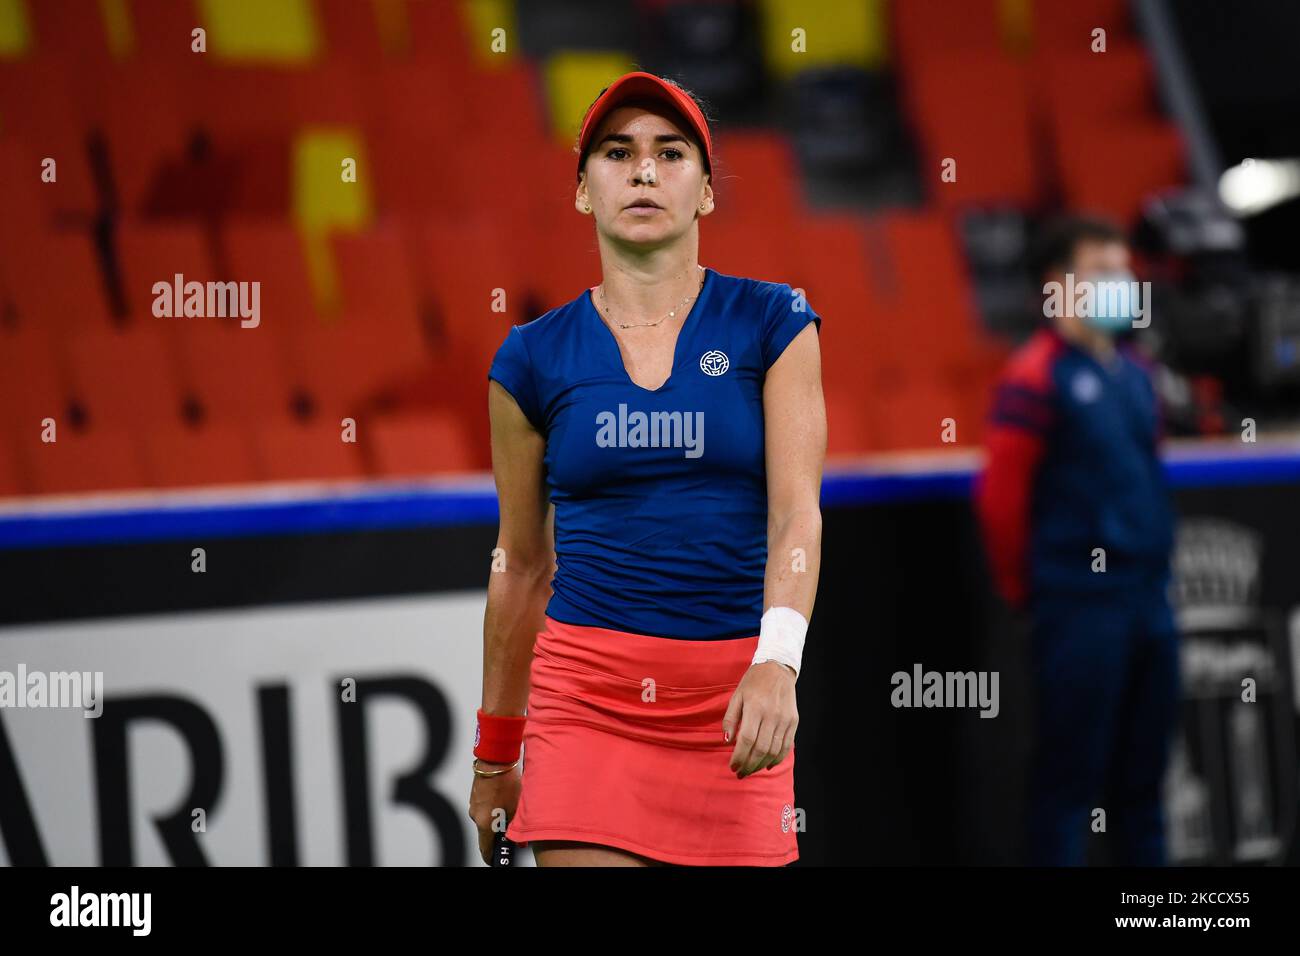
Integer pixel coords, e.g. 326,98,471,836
723,661,797,779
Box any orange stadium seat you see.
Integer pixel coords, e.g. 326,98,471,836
140,421,262,489
18,425,151,496
250,419,365,482
68,327,185,427
367,411,479,477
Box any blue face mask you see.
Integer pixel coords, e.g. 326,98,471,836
1081,270,1140,334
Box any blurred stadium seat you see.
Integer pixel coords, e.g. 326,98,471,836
0,0,1203,498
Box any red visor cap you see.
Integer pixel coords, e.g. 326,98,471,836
575,71,713,180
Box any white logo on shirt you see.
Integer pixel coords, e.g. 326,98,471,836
1072,370,1102,403
699,350,729,376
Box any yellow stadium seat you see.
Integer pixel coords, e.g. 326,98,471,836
758,0,887,77
1000,0,1031,54
98,0,134,59
543,51,637,146
461,0,517,66
198,0,320,63
292,129,372,313
0,0,32,59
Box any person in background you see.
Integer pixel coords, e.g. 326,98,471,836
975,215,1181,866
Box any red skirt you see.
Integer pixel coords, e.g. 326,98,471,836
505,616,798,866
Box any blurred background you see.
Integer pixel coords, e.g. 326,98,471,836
0,0,1297,866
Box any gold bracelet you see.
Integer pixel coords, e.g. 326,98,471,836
473,757,520,777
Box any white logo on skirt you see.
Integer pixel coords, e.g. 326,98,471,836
781,803,793,833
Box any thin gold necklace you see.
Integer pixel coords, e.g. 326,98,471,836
597,266,705,329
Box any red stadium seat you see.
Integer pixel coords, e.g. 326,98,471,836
872,373,974,451
405,0,477,71
0,140,61,241
68,327,185,427
903,53,1040,210
175,323,297,423
824,387,878,457
126,0,201,66
330,228,426,354
116,221,216,319
367,412,479,477
140,422,261,489
0,327,72,439
875,212,983,368
1035,44,1157,124
1031,0,1132,50
892,0,1003,69
18,425,151,496
787,214,889,400
703,216,801,285
193,66,365,140
25,0,114,66
317,0,386,64
707,131,803,226
87,62,194,215
250,419,365,482
1057,120,1185,225
0,433,23,497
288,317,431,419
0,229,113,332
418,217,526,373
221,220,318,332
501,209,602,316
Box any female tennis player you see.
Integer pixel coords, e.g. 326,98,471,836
467,71,825,867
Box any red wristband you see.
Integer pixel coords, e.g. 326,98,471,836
474,708,526,763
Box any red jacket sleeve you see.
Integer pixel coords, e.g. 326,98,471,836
974,335,1060,609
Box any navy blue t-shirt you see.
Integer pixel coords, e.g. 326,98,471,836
487,267,821,640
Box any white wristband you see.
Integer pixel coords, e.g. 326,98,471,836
752,606,807,679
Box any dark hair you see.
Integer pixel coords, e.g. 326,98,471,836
1028,214,1127,281
576,75,715,179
